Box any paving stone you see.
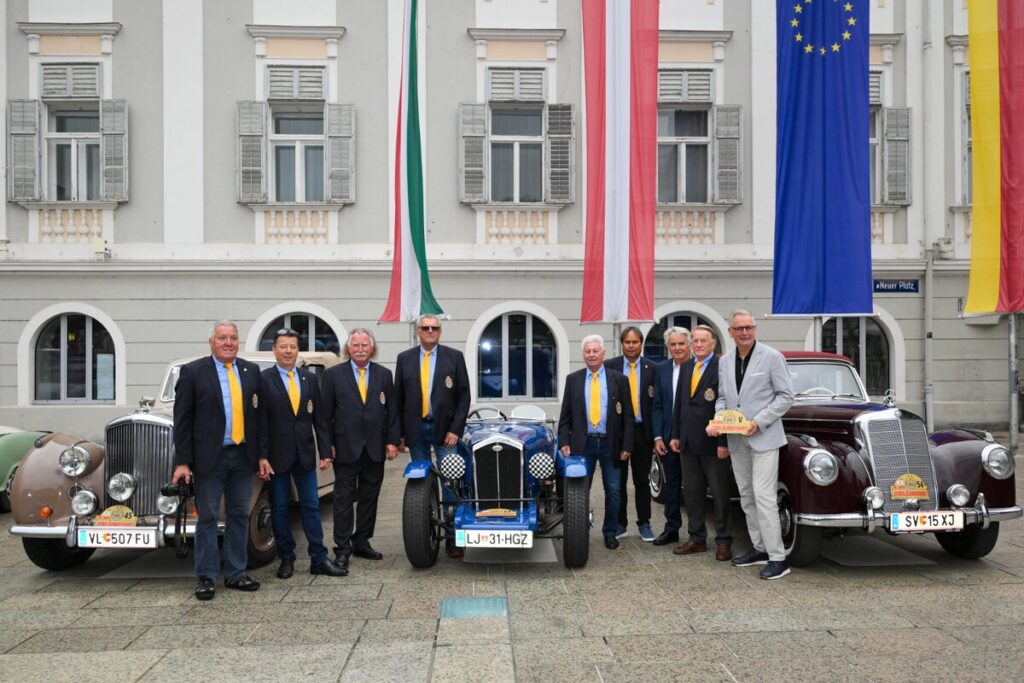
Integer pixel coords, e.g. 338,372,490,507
244,619,364,645
723,631,857,659
431,643,514,682
723,657,861,683
597,661,734,682
514,662,601,682
577,612,691,636
678,589,790,610
683,608,807,633
0,591,103,610
794,606,910,630
9,626,147,653
0,629,36,654
360,617,438,641
339,639,433,682
177,599,389,625
70,606,192,628
140,644,352,681
604,633,735,663
0,609,88,630
282,583,382,602
83,590,192,608
508,614,583,640
833,627,965,656
436,616,509,643
131,623,259,649
0,650,168,683
512,637,614,665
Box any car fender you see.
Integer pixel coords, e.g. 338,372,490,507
558,454,589,479
403,459,435,479
11,433,105,526
930,435,1015,508
779,435,870,515
0,431,48,491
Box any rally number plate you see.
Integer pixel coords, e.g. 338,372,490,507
77,527,159,548
455,529,533,548
889,510,964,533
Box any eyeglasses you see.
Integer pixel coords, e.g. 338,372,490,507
730,325,756,333
418,325,440,332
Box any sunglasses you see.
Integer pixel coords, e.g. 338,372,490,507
418,325,440,332
273,328,300,340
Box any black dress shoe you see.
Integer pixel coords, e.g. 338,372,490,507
604,536,620,550
276,559,295,579
310,559,349,577
224,574,261,592
194,577,215,601
352,545,383,561
335,550,352,569
652,531,680,546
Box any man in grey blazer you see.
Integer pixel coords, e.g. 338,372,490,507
708,310,794,580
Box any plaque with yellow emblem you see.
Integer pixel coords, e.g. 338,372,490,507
709,410,750,434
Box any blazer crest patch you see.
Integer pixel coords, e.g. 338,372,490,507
307,399,314,414
252,394,259,409
704,387,716,402
615,401,622,415
647,385,655,398
379,391,387,405
445,375,454,389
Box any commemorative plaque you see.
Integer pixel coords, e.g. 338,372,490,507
708,410,751,434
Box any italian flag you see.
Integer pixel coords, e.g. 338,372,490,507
381,0,442,323
580,0,659,323
965,0,1024,313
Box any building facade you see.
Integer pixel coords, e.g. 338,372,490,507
0,0,1009,440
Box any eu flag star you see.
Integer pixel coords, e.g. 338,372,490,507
794,5,802,13
819,47,826,55
795,33,803,42
805,44,814,53
842,31,851,40
831,43,841,52
791,18,800,27
848,17,856,26
844,2,853,10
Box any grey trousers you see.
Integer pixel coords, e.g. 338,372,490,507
728,439,785,561
681,449,733,545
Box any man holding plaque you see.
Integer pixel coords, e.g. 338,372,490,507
670,325,732,560
708,311,794,580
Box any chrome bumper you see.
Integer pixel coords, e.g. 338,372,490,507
9,515,224,547
796,496,1023,533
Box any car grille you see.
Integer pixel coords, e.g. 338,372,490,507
862,413,938,511
104,419,174,516
473,439,524,509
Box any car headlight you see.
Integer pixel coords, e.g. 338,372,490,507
982,444,1014,480
107,472,136,502
156,495,180,515
59,445,92,477
863,486,885,510
946,484,970,507
70,489,98,515
803,449,839,486
528,452,556,480
438,453,466,480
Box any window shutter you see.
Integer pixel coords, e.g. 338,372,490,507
487,69,546,102
41,64,100,98
658,71,684,102
267,66,325,100
326,103,355,203
712,104,742,205
100,100,128,201
7,99,41,201
544,103,575,204
683,71,712,103
458,103,487,203
237,101,267,203
882,106,911,205
964,72,971,113
658,70,712,103
869,72,882,107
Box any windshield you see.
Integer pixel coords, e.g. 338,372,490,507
788,361,867,400
159,359,278,403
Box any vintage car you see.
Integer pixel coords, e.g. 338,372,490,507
652,351,1021,566
0,427,50,513
402,405,591,568
9,352,340,571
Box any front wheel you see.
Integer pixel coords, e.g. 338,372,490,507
403,473,442,568
936,523,999,559
562,477,590,568
778,490,822,567
246,486,276,568
22,538,94,571
0,466,17,513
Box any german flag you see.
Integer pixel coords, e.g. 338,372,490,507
965,1,1024,313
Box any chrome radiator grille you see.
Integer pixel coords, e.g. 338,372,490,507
473,440,524,510
863,413,938,511
104,420,174,516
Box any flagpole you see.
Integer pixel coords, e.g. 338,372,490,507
1010,314,1019,456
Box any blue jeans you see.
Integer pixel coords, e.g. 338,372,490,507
268,461,328,564
193,446,252,581
409,420,457,460
583,436,622,538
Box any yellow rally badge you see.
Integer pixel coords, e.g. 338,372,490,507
95,505,138,527
890,473,929,500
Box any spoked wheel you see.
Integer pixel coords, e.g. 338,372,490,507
246,485,277,568
778,489,822,567
403,472,443,568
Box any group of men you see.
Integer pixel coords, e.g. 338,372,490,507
170,307,794,602
171,315,470,601
558,310,795,580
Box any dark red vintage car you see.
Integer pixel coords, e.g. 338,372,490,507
652,352,1021,566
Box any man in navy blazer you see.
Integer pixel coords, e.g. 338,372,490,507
670,325,733,561
172,321,262,601
257,328,345,580
321,328,400,569
559,335,634,550
604,326,658,541
650,326,690,546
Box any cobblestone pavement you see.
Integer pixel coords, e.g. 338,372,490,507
1,453,1022,682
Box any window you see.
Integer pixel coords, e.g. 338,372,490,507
34,314,115,402
259,313,340,354
963,72,973,205
643,312,721,363
869,108,881,204
47,104,101,201
821,317,890,396
658,108,710,203
490,107,544,203
477,313,556,399
271,109,325,202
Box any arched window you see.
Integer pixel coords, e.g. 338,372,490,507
259,313,340,354
821,317,890,396
477,313,557,400
34,314,115,403
644,311,722,362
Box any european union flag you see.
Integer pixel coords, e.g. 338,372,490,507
773,0,872,315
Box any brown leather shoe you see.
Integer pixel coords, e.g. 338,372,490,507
672,540,707,555
715,543,733,561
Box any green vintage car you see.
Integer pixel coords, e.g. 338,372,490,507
0,428,48,513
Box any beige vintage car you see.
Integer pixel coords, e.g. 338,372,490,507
9,352,341,571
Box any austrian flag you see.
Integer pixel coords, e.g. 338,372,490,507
580,0,659,323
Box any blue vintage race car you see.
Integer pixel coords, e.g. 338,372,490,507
401,406,591,568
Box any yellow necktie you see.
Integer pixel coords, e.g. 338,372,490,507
628,361,639,418
357,367,367,404
421,349,432,418
691,360,703,397
226,362,244,444
589,371,601,427
287,370,300,415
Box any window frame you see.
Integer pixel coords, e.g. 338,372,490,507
43,101,101,202
656,105,711,205
33,313,115,404
488,104,545,204
259,312,340,354
268,107,327,203
477,312,557,400
868,106,882,205
821,316,891,398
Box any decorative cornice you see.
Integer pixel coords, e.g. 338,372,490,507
246,24,346,40
18,22,122,36
946,35,968,48
870,33,902,46
659,30,733,43
468,28,566,42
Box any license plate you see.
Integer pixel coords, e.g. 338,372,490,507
889,510,964,533
77,527,158,548
455,529,533,548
